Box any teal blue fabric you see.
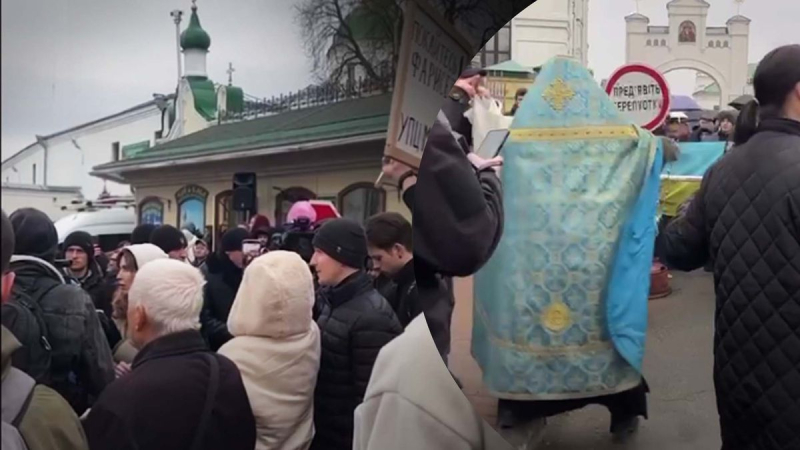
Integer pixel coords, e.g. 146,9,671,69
472,57,660,399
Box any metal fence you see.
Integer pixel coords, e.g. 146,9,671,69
220,77,393,123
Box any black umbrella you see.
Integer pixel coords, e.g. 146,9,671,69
728,94,754,110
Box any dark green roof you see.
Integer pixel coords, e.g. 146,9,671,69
181,6,211,51
226,86,244,113
96,93,392,170
121,140,151,159
187,77,217,120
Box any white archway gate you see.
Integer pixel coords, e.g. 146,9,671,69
624,0,750,108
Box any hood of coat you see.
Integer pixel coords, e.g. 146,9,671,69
227,251,314,339
125,244,169,269
10,254,66,289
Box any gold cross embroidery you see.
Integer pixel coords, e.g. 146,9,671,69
543,78,575,112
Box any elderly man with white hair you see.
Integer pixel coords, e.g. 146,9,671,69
82,259,256,450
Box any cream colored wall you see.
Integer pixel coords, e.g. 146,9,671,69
132,166,408,230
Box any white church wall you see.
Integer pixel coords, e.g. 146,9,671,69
44,108,163,199
625,0,749,106
1,186,80,220
509,0,589,68
1,106,163,201
2,145,45,185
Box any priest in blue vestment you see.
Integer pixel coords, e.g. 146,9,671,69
472,57,664,441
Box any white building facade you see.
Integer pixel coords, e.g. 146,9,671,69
625,0,750,109
475,0,589,69
1,100,168,204
1,2,243,218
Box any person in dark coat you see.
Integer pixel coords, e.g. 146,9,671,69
309,218,403,450
5,208,115,415
366,212,454,361
62,231,121,350
83,259,256,450
149,225,188,261
62,231,116,317
199,227,248,351
657,44,800,450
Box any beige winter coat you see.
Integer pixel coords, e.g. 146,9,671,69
354,315,512,450
219,251,321,450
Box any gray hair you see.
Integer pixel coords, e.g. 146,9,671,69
127,259,205,336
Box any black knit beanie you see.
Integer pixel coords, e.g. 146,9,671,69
221,227,249,253
312,218,369,269
63,231,95,262
150,225,187,254
9,208,58,262
131,223,158,245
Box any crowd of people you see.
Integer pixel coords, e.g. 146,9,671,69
0,186,493,450
1,40,796,450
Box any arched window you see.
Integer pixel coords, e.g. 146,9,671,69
708,41,715,48
139,197,164,225
679,21,696,43
338,183,386,224
723,41,729,48
716,40,722,47
275,187,317,226
646,39,652,46
175,184,208,230
661,39,667,47
214,190,235,249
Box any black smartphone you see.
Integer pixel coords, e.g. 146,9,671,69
475,129,510,159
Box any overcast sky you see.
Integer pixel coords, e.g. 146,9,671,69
2,0,798,159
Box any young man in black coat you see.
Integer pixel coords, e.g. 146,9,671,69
83,259,255,450
199,228,248,351
309,218,402,450
366,212,454,362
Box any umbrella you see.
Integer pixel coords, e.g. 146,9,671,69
670,95,702,111
728,94,754,110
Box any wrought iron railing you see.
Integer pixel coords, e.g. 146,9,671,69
220,77,393,123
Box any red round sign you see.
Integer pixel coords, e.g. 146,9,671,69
605,64,671,130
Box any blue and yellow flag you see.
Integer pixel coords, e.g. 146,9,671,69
660,142,726,216
472,57,663,400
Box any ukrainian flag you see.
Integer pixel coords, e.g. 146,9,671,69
660,141,726,217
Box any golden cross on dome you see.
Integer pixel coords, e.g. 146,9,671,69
543,78,575,112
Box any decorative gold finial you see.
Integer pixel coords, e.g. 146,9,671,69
734,0,745,15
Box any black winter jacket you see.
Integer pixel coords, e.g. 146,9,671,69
385,259,454,359
658,118,800,450
199,253,243,351
83,330,256,450
7,256,115,414
410,114,504,278
310,272,402,450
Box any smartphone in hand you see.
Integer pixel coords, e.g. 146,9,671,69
475,129,510,159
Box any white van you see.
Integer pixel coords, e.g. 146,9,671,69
55,207,137,252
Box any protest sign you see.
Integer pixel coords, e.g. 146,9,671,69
385,0,474,169
605,64,671,130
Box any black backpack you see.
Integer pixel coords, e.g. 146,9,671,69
1,279,58,386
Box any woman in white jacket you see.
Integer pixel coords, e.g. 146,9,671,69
219,251,321,450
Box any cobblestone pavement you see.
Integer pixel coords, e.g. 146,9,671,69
449,270,722,449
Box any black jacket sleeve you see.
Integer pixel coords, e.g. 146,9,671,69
657,165,714,271
84,402,137,450
75,288,115,397
349,310,402,403
412,117,504,277
200,290,232,352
